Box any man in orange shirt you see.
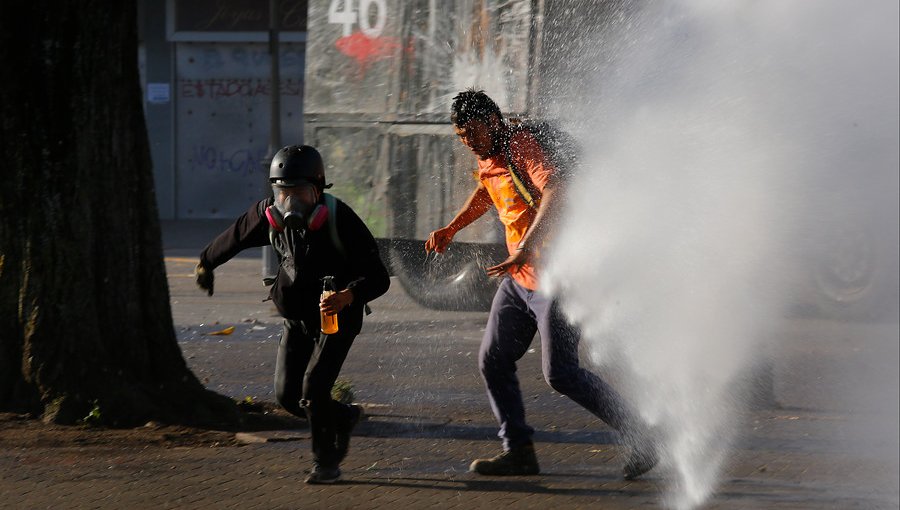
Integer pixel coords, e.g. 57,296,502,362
426,89,657,479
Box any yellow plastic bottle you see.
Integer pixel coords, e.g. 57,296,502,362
320,276,339,334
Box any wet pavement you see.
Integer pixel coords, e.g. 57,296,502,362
2,220,898,509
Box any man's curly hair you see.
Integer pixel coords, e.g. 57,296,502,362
451,88,502,127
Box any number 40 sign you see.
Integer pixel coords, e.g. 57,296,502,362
328,0,388,38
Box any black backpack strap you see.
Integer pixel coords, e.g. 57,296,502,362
324,193,347,260
504,128,539,209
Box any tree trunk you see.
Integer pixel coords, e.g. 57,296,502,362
0,0,237,426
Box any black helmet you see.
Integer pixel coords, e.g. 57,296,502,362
269,145,328,189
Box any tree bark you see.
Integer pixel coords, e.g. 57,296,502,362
0,0,237,426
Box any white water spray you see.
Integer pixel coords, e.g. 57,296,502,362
542,1,898,508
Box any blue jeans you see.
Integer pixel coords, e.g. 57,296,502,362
479,277,635,449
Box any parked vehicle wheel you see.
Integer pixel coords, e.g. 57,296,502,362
806,216,898,321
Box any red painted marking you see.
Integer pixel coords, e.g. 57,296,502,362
335,31,401,67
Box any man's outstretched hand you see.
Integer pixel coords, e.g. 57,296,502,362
425,227,455,254
485,248,530,277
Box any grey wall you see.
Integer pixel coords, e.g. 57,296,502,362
173,42,305,218
139,0,307,219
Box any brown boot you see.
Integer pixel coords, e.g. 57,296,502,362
469,444,540,476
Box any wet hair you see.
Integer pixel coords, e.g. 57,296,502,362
451,88,502,127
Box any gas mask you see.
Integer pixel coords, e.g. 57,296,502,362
265,182,329,232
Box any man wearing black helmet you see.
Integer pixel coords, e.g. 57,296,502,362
194,145,390,484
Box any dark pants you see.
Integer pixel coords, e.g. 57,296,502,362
479,277,636,450
275,319,356,468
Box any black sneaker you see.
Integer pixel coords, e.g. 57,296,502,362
469,444,540,476
305,465,342,484
622,442,659,480
336,404,365,463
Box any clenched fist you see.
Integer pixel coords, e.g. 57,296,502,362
195,262,215,296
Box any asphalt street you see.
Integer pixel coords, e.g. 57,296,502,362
2,221,896,509
163,220,899,509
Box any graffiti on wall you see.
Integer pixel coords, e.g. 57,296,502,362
179,78,303,99
190,145,267,176
175,42,304,217
174,0,307,32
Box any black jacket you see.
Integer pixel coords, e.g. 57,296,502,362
199,196,390,331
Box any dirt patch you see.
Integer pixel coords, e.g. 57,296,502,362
0,402,306,449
